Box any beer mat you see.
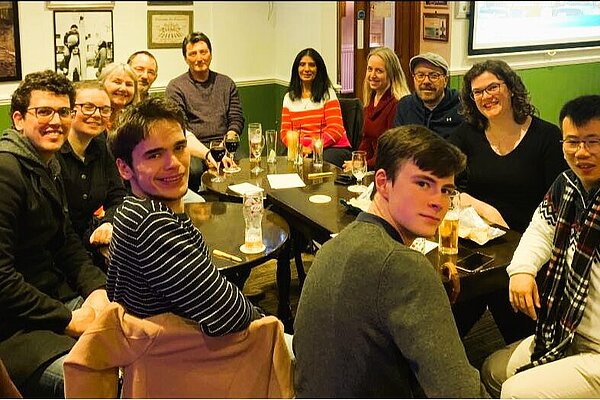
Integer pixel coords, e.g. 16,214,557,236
228,182,264,195
410,237,438,255
267,173,306,189
309,195,331,204
239,243,266,254
459,206,506,245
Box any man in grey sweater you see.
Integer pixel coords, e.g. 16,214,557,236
293,125,488,398
166,32,244,191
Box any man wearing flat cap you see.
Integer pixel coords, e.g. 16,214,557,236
394,52,463,139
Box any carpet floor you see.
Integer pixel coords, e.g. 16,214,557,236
242,254,507,371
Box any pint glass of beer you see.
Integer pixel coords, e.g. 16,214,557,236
438,192,460,255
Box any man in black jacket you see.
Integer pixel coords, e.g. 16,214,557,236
0,70,108,398
394,52,463,139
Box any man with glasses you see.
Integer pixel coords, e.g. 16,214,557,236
127,50,158,101
481,95,600,398
393,52,463,139
0,70,108,397
57,81,126,269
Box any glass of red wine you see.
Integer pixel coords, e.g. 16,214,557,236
223,132,241,174
209,140,226,183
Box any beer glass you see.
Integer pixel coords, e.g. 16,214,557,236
248,123,264,173
241,191,265,253
287,130,299,162
312,134,324,167
438,192,460,255
265,130,277,164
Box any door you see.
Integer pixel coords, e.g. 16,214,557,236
338,1,421,103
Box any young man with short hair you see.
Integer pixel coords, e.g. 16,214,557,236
293,125,487,398
482,94,600,398
0,70,108,397
107,96,258,335
394,52,463,139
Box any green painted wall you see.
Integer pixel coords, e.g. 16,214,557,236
1,62,597,137
448,61,600,125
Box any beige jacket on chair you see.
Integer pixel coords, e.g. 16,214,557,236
63,302,294,398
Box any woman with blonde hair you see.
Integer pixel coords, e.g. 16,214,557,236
345,47,410,170
98,62,139,131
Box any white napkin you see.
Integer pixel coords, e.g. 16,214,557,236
410,237,438,254
458,206,506,245
267,173,306,189
347,182,374,212
228,182,264,195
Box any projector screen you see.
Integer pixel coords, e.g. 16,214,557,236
468,1,600,55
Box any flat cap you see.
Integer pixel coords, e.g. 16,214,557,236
409,52,449,75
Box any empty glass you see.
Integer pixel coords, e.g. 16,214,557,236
248,123,264,174
348,150,367,193
265,129,277,164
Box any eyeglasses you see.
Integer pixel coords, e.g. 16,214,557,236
561,138,600,153
470,82,505,100
76,103,113,117
26,107,73,123
413,72,444,82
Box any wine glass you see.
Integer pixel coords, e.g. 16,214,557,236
223,132,241,174
348,150,367,193
249,133,265,174
209,140,226,183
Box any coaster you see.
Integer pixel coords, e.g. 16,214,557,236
309,195,332,204
239,243,266,254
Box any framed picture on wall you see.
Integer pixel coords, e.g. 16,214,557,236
0,1,22,82
423,12,449,42
46,2,114,9
147,10,193,49
53,10,114,82
424,1,448,9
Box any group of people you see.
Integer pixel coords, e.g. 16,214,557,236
1,27,599,398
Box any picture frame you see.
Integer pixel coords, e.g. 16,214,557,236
46,1,115,10
424,1,448,9
53,10,114,82
0,1,22,82
455,1,470,19
423,12,449,42
147,10,193,49
147,1,193,5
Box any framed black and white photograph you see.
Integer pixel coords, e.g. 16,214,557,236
0,1,22,82
53,10,114,82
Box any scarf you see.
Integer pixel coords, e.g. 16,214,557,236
519,175,600,371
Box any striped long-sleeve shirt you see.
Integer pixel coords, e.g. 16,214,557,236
107,197,255,336
280,87,351,149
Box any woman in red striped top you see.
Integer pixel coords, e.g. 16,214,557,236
280,48,352,167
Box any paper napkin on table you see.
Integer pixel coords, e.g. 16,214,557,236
228,182,264,195
458,206,506,245
267,173,306,189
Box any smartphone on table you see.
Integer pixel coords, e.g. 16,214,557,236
456,252,494,273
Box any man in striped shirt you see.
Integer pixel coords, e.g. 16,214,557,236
107,96,259,335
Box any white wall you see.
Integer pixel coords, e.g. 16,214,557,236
0,1,338,103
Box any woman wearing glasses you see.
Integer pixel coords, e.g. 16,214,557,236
57,81,126,269
448,59,568,343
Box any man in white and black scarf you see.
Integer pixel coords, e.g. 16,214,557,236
481,94,600,398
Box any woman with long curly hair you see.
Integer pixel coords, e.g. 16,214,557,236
448,59,568,346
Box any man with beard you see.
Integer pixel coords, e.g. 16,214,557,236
393,52,463,139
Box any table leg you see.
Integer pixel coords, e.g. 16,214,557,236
276,239,293,333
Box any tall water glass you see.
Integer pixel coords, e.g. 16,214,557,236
242,191,265,253
312,134,324,167
439,192,461,255
265,130,277,164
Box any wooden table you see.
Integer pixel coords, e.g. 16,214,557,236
202,157,521,325
184,201,290,288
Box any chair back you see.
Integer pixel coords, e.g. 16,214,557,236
64,302,294,398
339,97,364,150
